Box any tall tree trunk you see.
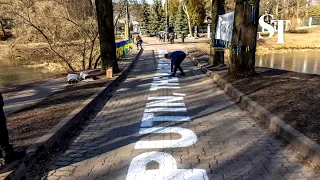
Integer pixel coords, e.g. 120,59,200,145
297,0,300,19
275,1,279,19
229,0,260,77
182,2,193,37
306,0,310,18
95,0,119,73
209,0,225,66
88,32,98,69
283,0,289,19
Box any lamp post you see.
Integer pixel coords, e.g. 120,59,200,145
165,0,169,41
125,0,130,40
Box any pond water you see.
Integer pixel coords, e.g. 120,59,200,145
256,51,320,75
0,63,55,88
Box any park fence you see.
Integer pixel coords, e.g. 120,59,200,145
116,40,133,59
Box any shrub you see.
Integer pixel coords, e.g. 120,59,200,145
288,29,309,34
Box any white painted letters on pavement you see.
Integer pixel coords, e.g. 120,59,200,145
126,50,209,180
135,127,197,149
126,152,209,180
141,113,190,127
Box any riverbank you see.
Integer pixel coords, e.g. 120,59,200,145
186,48,320,146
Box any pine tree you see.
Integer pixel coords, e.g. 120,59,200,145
175,5,188,37
140,0,150,35
149,0,165,35
169,15,175,27
158,3,165,32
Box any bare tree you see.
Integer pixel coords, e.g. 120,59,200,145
181,0,193,37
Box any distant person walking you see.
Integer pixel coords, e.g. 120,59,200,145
136,35,143,50
170,33,175,44
0,92,25,168
181,32,185,43
162,33,166,42
159,32,163,42
164,51,186,77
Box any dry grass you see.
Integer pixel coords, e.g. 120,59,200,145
221,68,320,144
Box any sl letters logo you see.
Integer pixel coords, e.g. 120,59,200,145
258,14,291,44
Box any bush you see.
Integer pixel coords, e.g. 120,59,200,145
287,29,309,34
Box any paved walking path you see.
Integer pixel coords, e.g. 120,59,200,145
42,44,319,180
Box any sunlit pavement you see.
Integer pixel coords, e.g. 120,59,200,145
43,39,319,180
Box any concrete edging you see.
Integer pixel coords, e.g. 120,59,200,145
188,53,320,167
5,49,143,180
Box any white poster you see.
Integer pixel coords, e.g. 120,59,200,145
215,11,235,42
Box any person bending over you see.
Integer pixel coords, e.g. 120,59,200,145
164,51,186,77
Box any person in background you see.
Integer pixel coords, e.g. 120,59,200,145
159,32,163,42
136,35,143,50
170,33,175,44
181,32,185,43
0,92,25,168
164,51,186,77
162,32,166,42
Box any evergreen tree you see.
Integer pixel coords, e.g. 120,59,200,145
140,0,150,35
149,0,165,35
169,15,175,27
175,5,188,37
158,3,165,32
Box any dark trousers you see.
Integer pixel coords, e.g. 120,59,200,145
136,41,142,49
172,54,186,74
0,92,9,150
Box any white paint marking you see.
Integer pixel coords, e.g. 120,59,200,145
146,96,185,107
173,93,186,97
146,102,185,107
156,69,172,73
152,81,179,86
144,108,187,112
135,127,197,149
148,96,184,100
152,82,179,86
126,49,209,179
154,77,178,82
126,152,209,180
150,86,180,91
141,113,190,127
